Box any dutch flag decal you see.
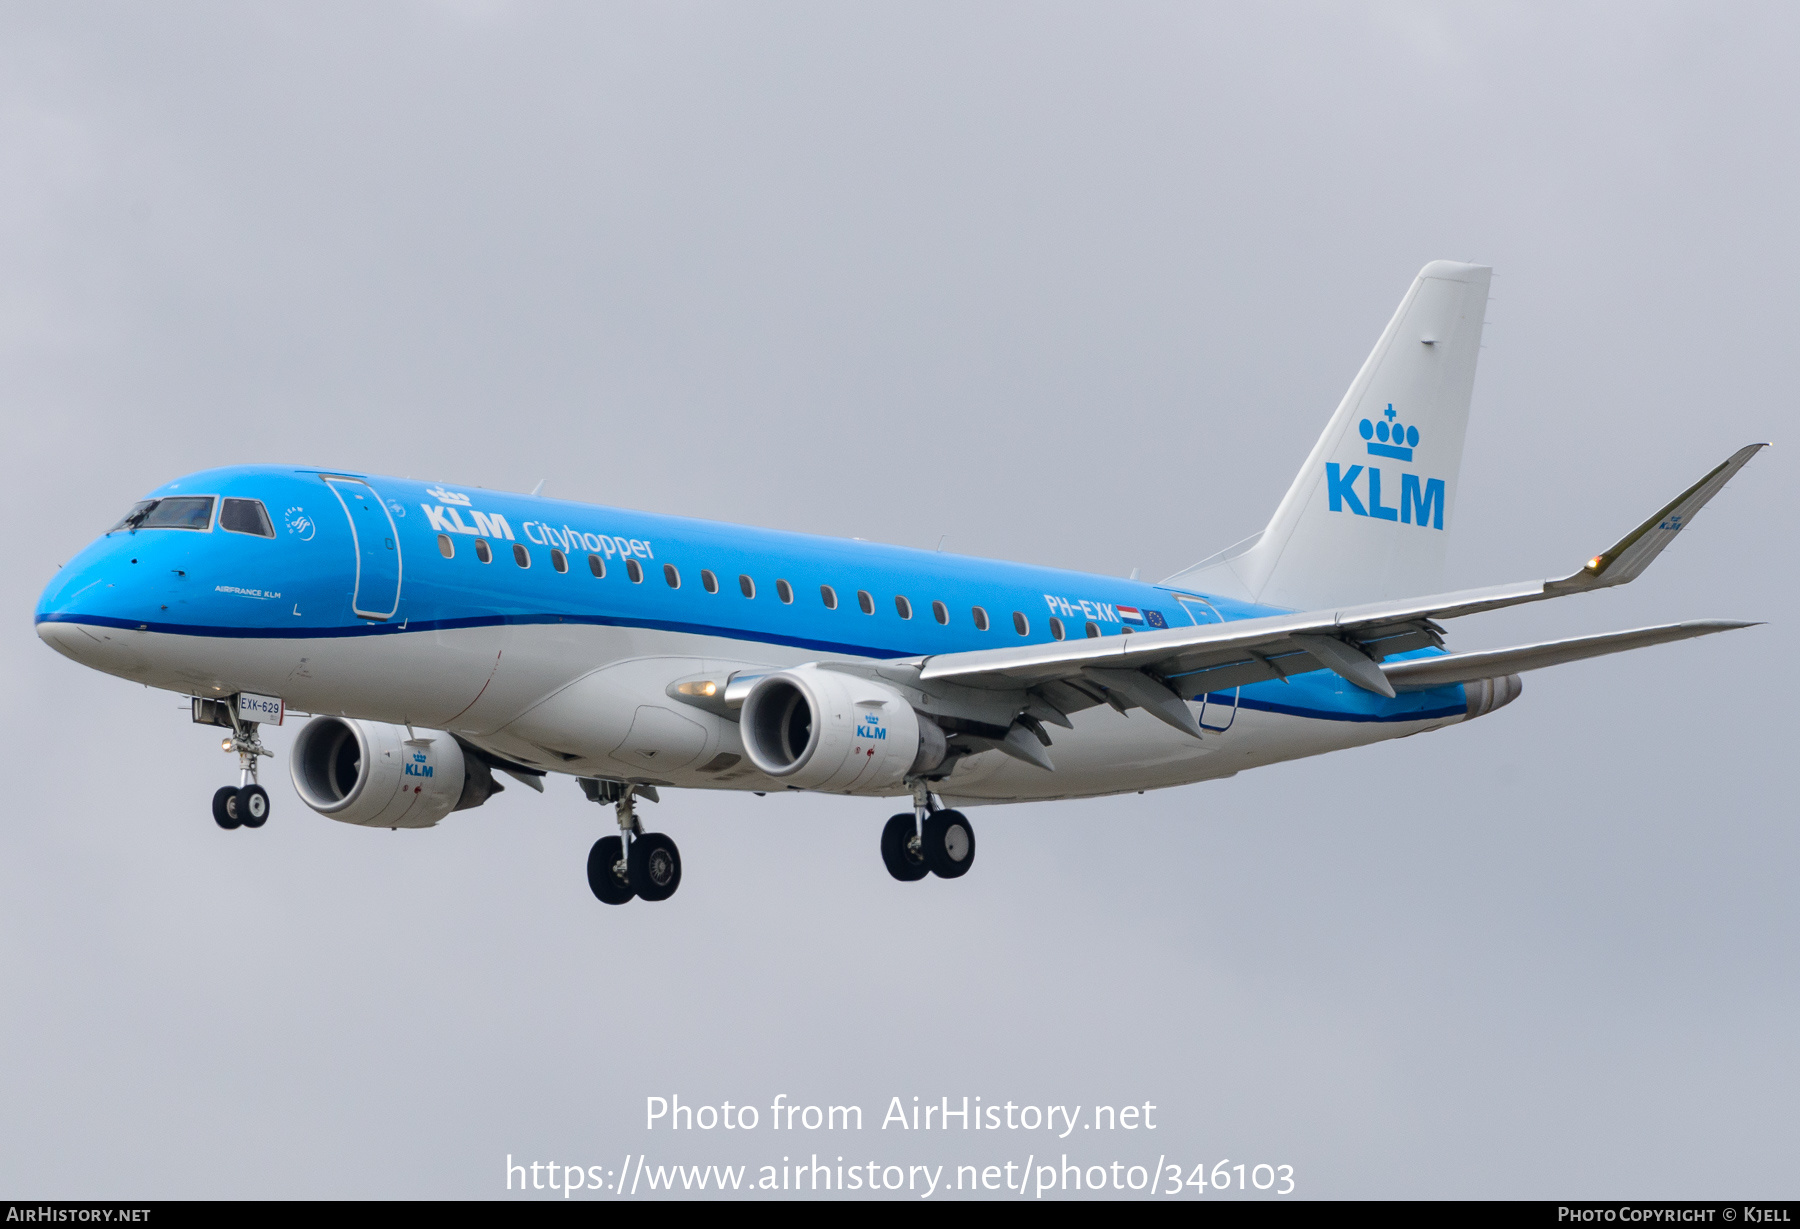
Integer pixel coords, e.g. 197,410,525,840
1117,605,1144,624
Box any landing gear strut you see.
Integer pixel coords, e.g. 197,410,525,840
883,784,975,882
580,779,681,905
199,699,272,831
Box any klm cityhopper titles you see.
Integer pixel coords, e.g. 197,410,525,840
36,262,1763,904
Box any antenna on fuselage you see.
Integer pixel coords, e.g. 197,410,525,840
530,479,546,496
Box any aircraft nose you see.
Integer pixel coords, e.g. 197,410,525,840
36,544,159,677
36,616,154,677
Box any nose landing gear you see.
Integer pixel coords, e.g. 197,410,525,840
882,786,975,882
211,782,270,830
196,698,273,831
580,779,682,905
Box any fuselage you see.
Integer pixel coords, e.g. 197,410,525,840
36,465,1477,804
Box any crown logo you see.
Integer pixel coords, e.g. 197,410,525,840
1359,403,1418,461
426,485,472,506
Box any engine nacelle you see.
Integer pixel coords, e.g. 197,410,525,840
289,717,499,828
739,666,946,794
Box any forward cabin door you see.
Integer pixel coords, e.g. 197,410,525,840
324,476,402,620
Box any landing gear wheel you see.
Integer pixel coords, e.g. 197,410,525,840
212,786,242,830
587,836,634,905
881,814,930,882
236,785,269,828
628,833,682,902
921,810,975,879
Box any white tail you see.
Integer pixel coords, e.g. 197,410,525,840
1166,260,1492,610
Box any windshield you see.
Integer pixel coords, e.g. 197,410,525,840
110,496,215,533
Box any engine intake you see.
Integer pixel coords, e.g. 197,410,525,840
290,717,500,828
739,666,945,793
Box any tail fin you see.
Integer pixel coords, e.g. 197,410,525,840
1166,260,1492,610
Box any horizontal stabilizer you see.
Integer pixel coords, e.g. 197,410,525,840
1381,620,1757,692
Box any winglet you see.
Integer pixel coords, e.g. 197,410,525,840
1551,443,1766,593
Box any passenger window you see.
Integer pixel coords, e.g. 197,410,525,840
627,559,644,583
664,564,681,589
588,554,605,577
513,543,530,568
475,539,493,564
857,590,873,614
820,585,838,610
972,606,990,631
701,569,719,594
1085,621,1100,638
932,600,948,625
1012,611,1029,635
895,595,913,619
1049,616,1065,640
777,579,793,603
551,548,568,573
739,574,756,598
220,498,274,537
437,534,455,559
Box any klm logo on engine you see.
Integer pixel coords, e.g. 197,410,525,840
1326,403,1445,530
405,751,434,778
856,712,887,741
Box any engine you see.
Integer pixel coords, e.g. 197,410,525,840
739,666,946,794
289,717,501,828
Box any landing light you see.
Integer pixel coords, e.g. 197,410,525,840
677,680,719,698
1586,556,1604,571
221,738,233,752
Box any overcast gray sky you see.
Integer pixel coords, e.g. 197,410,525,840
3,2,1795,1200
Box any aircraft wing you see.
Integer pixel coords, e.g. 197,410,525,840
902,444,1764,739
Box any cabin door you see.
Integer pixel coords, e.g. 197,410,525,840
325,477,403,620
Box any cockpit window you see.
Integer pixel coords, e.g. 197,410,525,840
111,496,215,532
109,502,155,532
220,498,275,537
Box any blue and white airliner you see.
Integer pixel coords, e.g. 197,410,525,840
35,262,1763,903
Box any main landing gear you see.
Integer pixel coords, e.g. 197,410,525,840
581,779,681,905
197,699,273,831
882,786,975,882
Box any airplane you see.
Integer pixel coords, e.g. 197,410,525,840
34,261,1763,905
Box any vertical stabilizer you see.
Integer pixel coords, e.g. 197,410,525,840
1166,261,1491,610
